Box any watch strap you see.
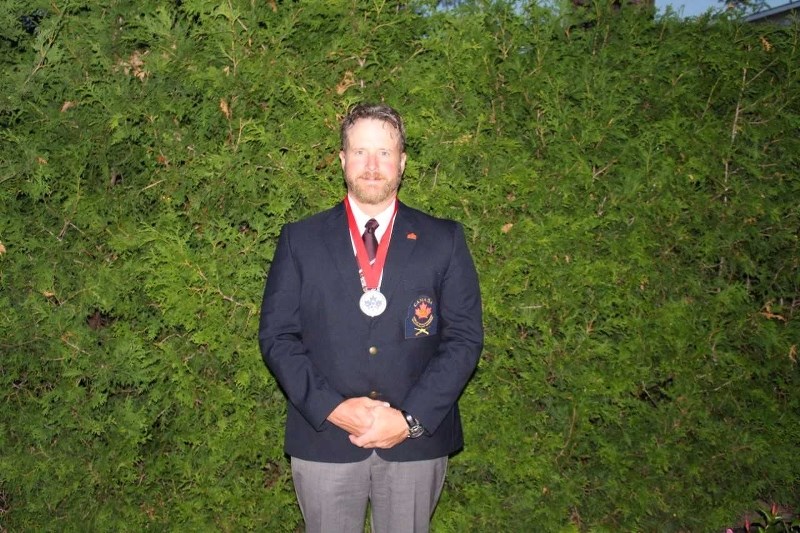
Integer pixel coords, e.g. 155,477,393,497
401,410,425,438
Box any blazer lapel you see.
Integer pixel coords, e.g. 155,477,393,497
322,203,364,303
380,202,417,305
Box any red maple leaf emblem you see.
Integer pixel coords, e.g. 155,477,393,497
415,302,432,320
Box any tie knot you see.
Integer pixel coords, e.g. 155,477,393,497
365,219,379,234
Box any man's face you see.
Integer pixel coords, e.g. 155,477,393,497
340,118,406,209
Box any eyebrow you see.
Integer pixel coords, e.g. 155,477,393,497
348,145,397,152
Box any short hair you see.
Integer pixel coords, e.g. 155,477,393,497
340,103,406,152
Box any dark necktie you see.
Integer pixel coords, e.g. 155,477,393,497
362,219,379,263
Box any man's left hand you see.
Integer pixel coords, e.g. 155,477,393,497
348,406,408,449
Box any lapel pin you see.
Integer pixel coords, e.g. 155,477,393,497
407,232,417,240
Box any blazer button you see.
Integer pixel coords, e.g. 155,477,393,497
368,346,378,356
368,390,380,399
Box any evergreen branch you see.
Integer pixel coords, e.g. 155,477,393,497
23,2,68,88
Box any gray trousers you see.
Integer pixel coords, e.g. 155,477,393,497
291,452,448,533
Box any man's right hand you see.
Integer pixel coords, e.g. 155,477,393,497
327,397,390,437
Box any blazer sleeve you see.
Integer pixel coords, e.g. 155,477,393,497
400,222,483,434
258,224,344,430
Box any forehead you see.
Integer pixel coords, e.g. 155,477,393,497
345,118,401,147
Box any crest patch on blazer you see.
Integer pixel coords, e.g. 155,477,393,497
405,295,438,338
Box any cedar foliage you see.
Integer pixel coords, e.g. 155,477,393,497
1,0,798,530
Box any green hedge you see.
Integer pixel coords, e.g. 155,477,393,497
1,0,798,530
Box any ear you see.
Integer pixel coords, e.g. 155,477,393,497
400,152,407,175
339,150,346,171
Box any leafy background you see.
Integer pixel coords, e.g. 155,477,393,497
1,0,798,530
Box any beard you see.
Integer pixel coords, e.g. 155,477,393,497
345,171,401,206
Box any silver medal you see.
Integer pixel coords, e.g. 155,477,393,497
359,290,387,317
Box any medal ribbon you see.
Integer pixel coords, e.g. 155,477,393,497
344,197,397,290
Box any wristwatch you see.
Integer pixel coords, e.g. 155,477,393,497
401,410,425,439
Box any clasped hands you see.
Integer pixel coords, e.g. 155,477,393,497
327,397,408,449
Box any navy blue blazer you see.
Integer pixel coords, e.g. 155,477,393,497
258,201,483,462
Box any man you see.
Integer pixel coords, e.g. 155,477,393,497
258,103,483,533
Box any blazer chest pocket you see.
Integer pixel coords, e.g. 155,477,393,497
402,279,440,339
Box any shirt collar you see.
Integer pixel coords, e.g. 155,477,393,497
346,194,397,243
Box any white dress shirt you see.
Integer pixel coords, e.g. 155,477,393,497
346,194,397,252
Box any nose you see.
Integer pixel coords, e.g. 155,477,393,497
366,152,378,171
